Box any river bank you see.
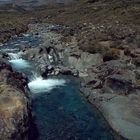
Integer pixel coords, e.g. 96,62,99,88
0,58,31,140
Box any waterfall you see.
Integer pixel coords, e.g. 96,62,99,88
7,52,65,94
8,52,31,69
29,71,41,81
8,52,21,60
28,77,66,94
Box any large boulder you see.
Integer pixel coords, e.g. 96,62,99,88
23,46,59,74
104,70,136,95
68,52,103,70
0,60,30,140
0,85,30,140
86,60,137,94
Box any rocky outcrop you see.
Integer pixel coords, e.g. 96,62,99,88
0,60,31,140
82,60,140,140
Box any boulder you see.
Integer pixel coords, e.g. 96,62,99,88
41,65,54,78
0,85,30,140
68,52,103,70
104,71,136,95
86,60,137,95
0,60,30,140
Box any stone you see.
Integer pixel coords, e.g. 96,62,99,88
68,52,103,70
98,40,115,48
104,71,136,95
0,60,30,140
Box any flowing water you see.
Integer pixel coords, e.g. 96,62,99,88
1,32,115,140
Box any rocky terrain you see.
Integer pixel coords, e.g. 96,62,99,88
0,58,31,140
19,22,140,140
0,0,140,140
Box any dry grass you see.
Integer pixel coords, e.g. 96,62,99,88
0,0,140,46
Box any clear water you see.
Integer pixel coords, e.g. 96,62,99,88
30,76,114,140
2,32,115,140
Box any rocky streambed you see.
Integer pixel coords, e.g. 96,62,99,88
0,24,115,140
24,23,140,140
0,23,140,140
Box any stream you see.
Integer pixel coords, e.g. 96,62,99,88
1,32,115,140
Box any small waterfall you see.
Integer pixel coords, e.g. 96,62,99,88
8,52,31,69
29,71,41,81
9,59,31,69
28,76,66,94
7,52,65,95
8,52,21,60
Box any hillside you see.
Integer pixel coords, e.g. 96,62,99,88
0,0,140,140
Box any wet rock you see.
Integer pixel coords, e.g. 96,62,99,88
1,52,9,59
23,46,59,68
56,66,79,77
41,65,54,78
0,59,12,71
79,71,89,77
80,87,91,98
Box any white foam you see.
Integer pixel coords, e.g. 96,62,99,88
8,52,21,59
9,59,31,69
1,48,19,52
22,33,30,37
48,55,53,63
28,77,65,94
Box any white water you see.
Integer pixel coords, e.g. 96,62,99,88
8,52,31,69
1,48,19,52
28,77,66,94
9,59,31,69
48,54,54,63
8,52,65,94
22,33,30,37
8,52,21,59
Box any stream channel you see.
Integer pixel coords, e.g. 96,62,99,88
0,31,115,140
